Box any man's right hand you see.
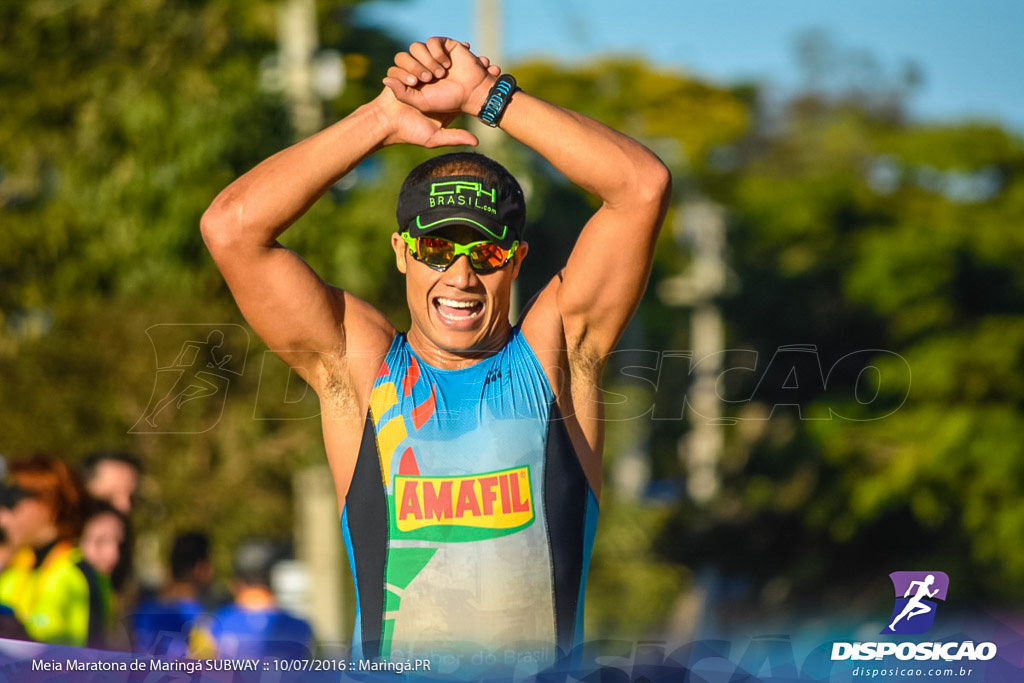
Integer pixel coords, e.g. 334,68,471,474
375,83,478,150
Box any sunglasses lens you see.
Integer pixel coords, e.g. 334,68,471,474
469,242,508,271
417,236,456,268
407,234,512,272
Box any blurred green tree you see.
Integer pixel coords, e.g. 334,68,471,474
6,4,1022,646
508,58,752,638
659,35,1024,630
0,0,410,585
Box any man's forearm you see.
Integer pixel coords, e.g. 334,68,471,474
201,95,393,250
474,87,667,208
462,73,671,357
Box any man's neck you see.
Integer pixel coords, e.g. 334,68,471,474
405,324,513,370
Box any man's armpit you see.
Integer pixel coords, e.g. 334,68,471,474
315,350,361,419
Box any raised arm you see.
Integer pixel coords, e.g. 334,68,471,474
200,74,481,387
386,41,672,361
504,87,670,358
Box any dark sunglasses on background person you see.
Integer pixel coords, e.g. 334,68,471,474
401,232,519,273
0,482,35,509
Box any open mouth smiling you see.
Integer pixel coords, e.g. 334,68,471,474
433,296,484,323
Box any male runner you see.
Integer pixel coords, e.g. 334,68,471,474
202,37,670,663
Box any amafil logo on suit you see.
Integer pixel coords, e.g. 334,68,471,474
831,572,997,662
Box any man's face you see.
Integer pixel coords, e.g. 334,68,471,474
391,225,527,363
87,460,138,515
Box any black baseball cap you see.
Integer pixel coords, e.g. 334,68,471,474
0,481,33,508
396,174,526,250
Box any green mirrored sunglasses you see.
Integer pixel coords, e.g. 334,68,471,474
401,232,519,273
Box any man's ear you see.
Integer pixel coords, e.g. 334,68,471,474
511,241,529,279
391,232,408,274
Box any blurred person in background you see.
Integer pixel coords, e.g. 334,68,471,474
195,539,314,659
0,457,12,571
80,450,140,517
80,450,140,617
80,499,128,585
0,524,30,641
80,497,129,648
0,457,24,639
0,453,109,647
0,524,11,572
130,530,212,657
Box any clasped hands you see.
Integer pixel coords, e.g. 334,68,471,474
379,37,503,148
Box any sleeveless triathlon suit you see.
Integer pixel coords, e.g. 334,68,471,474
342,328,599,661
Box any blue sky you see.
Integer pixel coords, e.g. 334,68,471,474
357,0,1024,134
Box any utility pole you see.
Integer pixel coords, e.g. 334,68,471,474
278,0,321,136
273,0,348,649
472,0,504,150
658,200,729,504
473,0,519,319
294,467,346,651
270,0,345,138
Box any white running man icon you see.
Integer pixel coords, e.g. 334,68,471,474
888,574,939,631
